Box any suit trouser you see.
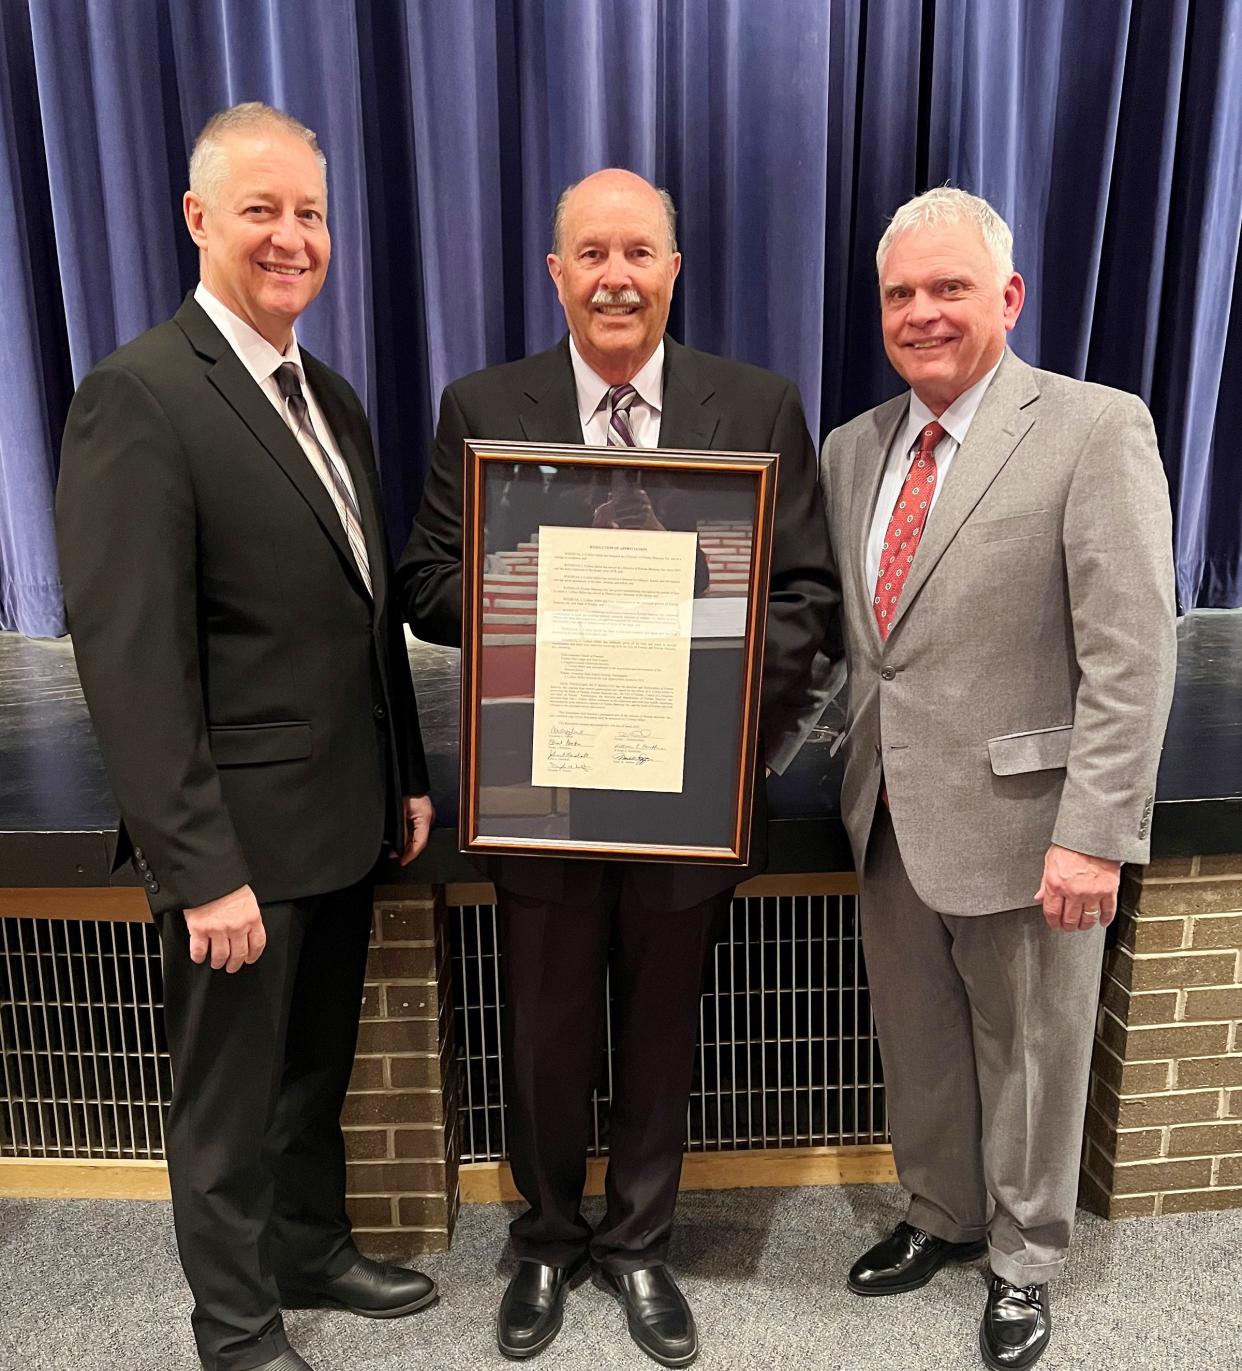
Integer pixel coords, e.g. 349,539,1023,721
156,879,374,1370
497,867,730,1274
859,807,1104,1287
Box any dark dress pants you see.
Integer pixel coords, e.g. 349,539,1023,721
156,879,374,1370
498,865,731,1275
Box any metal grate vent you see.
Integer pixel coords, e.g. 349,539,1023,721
0,917,170,1159
451,890,886,1164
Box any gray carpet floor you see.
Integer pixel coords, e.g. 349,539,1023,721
2,1185,1238,1370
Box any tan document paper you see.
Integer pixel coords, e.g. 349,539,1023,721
530,525,697,792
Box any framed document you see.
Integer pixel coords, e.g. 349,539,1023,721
459,440,777,864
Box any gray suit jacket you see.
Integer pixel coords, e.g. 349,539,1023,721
820,350,1177,915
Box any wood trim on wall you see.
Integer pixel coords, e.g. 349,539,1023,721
0,1158,171,1200
0,888,150,922
459,1145,896,1204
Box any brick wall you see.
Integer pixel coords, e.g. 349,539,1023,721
342,886,460,1255
1082,855,1242,1217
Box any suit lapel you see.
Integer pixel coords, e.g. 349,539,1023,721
658,338,720,450
851,396,908,644
175,296,373,607
885,351,1039,638
516,339,585,444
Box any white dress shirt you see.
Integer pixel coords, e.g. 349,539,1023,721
193,283,364,524
864,356,1004,591
569,335,665,448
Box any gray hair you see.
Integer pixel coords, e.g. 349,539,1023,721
876,187,1014,284
188,102,327,209
551,176,678,256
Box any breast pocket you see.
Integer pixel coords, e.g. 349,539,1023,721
961,510,1052,546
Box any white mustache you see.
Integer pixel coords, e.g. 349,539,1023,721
590,288,641,307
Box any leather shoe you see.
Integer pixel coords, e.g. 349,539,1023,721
980,1275,1051,1369
847,1221,987,1295
279,1253,437,1318
496,1255,588,1359
600,1265,698,1368
244,1354,314,1371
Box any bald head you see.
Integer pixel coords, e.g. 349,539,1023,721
547,168,682,386
552,170,678,257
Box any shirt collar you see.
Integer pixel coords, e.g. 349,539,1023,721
902,353,1005,455
568,335,665,433
194,281,305,388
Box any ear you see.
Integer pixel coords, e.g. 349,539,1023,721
669,251,682,284
1002,272,1025,332
183,191,208,250
547,253,566,306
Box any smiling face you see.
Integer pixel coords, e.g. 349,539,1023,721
879,222,1024,414
183,127,329,352
547,170,681,385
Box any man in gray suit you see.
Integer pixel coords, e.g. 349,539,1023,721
820,188,1176,1369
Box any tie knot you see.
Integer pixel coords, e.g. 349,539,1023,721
274,362,303,402
918,421,946,456
609,383,637,414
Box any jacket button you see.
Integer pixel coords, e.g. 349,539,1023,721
881,667,896,680
134,847,144,860
147,880,160,894
137,858,150,872
373,703,387,721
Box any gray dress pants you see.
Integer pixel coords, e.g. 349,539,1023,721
860,807,1104,1286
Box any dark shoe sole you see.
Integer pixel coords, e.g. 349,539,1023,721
280,1284,439,1318
846,1239,988,1297
979,1321,1050,1371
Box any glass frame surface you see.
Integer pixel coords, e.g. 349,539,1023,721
459,439,777,864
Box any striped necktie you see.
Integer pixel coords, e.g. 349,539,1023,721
274,363,372,595
606,383,639,447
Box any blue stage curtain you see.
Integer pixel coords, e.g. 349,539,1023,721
2,0,1240,638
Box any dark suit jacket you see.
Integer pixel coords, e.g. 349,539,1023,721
56,294,428,916
398,335,838,908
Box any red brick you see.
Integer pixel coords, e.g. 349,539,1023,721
1112,1128,1166,1163
1175,1056,1242,1090
367,945,437,981
394,1124,453,1160
1109,1194,1159,1218
355,1019,439,1053
1124,1023,1231,1060
1228,1089,1242,1118
1113,1158,1212,1194
343,1127,391,1160
1183,987,1242,1021
347,1160,446,1193
341,1090,441,1127
383,984,440,1018
1218,1156,1242,1186
1116,1090,1220,1128
1198,856,1242,878
379,908,434,943
345,1195,395,1227
353,1228,449,1258
358,983,383,1021
1167,1123,1242,1156
1190,915,1242,950
1128,919,1189,954
1160,1187,1242,1215
397,1194,449,1227
388,1054,442,1090
1136,881,1242,917
1128,953,1238,993
347,1057,386,1091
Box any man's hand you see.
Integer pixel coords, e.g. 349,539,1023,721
184,885,266,972
1035,844,1121,932
393,793,435,866
592,487,664,530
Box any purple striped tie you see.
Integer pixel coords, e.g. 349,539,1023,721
607,383,639,447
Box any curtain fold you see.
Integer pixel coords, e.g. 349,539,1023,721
2,0,1240,639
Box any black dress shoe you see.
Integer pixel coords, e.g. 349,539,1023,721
496,1256,588,1359
600,1266,698,1368
246,1353,314,1371
847,1221,987,1295
279,1253,438,1318
980,1275,1050,1369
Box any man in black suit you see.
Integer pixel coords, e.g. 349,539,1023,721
57,103,436,1371
399,169,838,1367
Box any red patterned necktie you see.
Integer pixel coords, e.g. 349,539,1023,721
872,420,945,638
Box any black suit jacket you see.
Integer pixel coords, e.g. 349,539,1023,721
398,336,838,909
56,294,428,915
